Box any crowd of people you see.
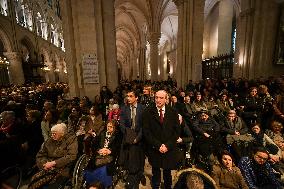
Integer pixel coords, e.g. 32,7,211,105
0,75,284,189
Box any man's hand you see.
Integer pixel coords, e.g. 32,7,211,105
133,138,137,144
178,114,183,124
204,133,210,138
270,155,280,163
98,148,111,156
159,144,168,153
177,137,182,143
43,161,56,170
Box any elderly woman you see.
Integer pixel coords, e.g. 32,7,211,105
0,111,23,172
251,123,282,162
84,120,122,188
107,104,121,121
266,121,284,150
28,123,78,189
211,150,248,189
238,147,282,189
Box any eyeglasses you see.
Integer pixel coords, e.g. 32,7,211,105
255,154,268,161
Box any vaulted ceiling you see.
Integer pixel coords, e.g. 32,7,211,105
113,0,241,78
114,0,178,75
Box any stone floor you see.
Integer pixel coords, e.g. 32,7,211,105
19,158,180,189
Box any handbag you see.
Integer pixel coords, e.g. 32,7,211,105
124,127,137,144
95,155,113,167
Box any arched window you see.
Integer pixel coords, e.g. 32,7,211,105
47,0,52,8
36,12,43,37
55,0,61,18
58,32,65,51
0,0,8,16
15,0,33,31
36,12,48,39
50,24,55,44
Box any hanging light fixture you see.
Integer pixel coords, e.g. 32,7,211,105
0,56,9,65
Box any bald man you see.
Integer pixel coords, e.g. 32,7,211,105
142,90,180,189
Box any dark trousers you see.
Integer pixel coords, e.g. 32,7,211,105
152,168,172,189
125,170,143,189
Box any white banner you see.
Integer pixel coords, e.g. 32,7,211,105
82,54,99,84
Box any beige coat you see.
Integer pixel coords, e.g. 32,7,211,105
212,164,249,189
36,133,78,177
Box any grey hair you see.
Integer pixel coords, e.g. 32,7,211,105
0,111,15,120
113,104,119,109
51,123,67,135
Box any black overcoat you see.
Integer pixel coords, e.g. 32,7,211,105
142,105,180,170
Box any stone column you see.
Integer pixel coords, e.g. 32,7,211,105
234,0,255,79
4,52,25,85
95,0,118,91
174,0,204,87
138,47,146,80
148,32,161,81
138,46,146,80
60,0,80,97
218,0,234,54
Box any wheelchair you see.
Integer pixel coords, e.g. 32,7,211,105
0,165,22,189
72,154,127,189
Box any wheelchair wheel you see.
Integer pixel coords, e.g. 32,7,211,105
0,165,22,189
72,154,88,189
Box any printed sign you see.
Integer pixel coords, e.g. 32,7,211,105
82,54,99,84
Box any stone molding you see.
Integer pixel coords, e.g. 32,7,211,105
3,52,22,61
239,8,255,18
148,32,161,45
173,0,185,7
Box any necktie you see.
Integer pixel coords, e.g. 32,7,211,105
131,105,136,129
159,109,163,124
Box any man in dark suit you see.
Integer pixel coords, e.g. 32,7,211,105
143,90,180,189
119,90,145,189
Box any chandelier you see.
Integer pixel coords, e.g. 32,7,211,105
0,56,9,65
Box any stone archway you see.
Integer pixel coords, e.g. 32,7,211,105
0,27,13,53
0,27,24,85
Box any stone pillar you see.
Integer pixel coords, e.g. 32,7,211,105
218,0,234,54
4,52,25,85
234,0,255,79
60,0,80,97
174,0,204,87
148,32,161,81
138,46,146,80
95,0,118,91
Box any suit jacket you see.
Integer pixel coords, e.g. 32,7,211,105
142,104,180,169
119,103,144,143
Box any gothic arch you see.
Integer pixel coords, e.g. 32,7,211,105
204,0,241,19
19,36,37,63
40,47,50,66
0,26,13,52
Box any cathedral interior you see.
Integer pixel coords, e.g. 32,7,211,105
0,0,284,98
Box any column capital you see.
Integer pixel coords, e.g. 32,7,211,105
3,52,22,61
148,32,161,45
239,8,255,18
173,0,184,7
